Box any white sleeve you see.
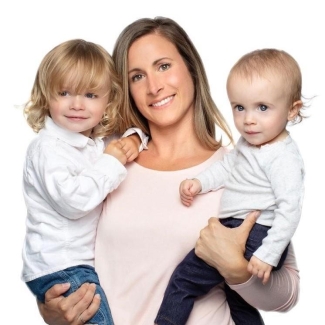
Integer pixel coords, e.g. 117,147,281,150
25,143,127,219
122,127,149,151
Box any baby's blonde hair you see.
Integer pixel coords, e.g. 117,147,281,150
227,48,306,124
24,39,124,137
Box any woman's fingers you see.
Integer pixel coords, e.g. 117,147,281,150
38,283,99,325
77,292,101,324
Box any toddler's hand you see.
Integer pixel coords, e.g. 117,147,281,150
104,139,127,165
247,255,273,284
179,178,202,206
120,134,141,162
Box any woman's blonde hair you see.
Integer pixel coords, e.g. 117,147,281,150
24,39,123,137
227,48,306,124
113,17,234,149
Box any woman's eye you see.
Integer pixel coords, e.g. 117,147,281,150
131,74,143,82
159,63,170,71
58,91,68,96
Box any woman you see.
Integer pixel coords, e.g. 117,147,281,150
38,17,299,325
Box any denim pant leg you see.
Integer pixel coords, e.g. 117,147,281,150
221,218,268,325
155,248,224,325
224,284,265,325
26,265,114,325
223,217,289,270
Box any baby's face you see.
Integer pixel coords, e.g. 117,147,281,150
227,73,292,147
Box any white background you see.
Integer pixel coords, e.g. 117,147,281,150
1,0,324,323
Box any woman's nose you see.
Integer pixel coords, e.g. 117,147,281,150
146,74,163,95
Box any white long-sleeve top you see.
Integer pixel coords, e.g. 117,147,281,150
196,135,305,266
21,117,147,282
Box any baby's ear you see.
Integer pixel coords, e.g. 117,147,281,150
288,100,303,121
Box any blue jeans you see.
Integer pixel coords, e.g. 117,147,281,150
155,218,289,325
26,265,114,325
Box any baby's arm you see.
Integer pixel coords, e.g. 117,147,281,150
179,178,202,206
179,147,237,207
253,147,304,268
247,255,273,285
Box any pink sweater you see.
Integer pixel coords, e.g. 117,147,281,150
95,148,299,325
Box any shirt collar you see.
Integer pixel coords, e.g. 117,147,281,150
42,116,98,148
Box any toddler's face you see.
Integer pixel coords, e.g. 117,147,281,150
49,84,109,137
227,73,292,147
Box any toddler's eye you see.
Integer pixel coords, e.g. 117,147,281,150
259,105,268,111
58,91,69,96
85,93,97,99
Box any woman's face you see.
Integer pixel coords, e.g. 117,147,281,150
127,33,195,131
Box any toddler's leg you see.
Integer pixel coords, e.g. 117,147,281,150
225,284,264,325
155,248,224,325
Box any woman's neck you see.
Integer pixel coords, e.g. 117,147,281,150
136,126,215,171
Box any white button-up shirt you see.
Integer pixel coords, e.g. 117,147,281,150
21,117,147,282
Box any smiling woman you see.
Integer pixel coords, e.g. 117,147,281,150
5,2,323,325
36,17,300,325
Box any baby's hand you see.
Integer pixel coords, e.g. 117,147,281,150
179,179,202,207
104,139,127,165
247,255,273,284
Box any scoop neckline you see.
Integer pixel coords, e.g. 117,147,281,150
131,149,223,172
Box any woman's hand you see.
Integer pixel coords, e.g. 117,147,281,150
195,211,259,285
37,283,100,325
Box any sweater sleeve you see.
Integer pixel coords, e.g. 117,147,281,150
254,145,305,266
196,146,238,193
228,243,300,311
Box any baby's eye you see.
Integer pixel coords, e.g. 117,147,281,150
259,104,268,111
159,63,170,71
235,105,244,112
85,93,97,99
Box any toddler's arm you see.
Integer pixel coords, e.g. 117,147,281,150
122,127,149,152
104,139,128,165
120,134,142,162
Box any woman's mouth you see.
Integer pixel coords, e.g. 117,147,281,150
151,95,174,107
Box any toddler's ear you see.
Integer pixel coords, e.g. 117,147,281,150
288,100,303,121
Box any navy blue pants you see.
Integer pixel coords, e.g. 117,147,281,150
155,218,288,325
26,265,114,325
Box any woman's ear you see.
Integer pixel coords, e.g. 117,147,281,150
288,100,303,121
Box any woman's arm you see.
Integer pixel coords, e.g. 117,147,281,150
37,283,100,325
195,212,299,311
230,244,299,311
